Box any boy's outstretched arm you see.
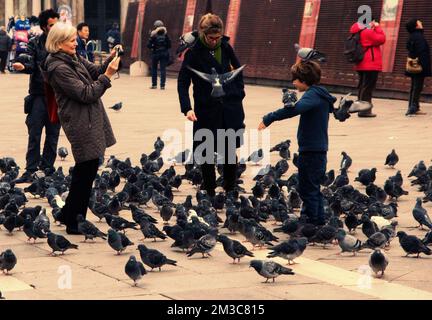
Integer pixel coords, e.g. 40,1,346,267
259,93,317,129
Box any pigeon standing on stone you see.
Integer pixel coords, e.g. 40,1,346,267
125,255,146,286
187,230,217,258
168,149,190,165
369,249,388,278
137,244,177,271
247,149,264,165
217,234,254,263
47,232,79,255
355,168,377,186
340,152,352,171
58,147,68,161
412,198,432,230
187,65,246,98
267,237,308,264
336,229,362,255
107,229,134,255
249,260,295,283
77,215,107,242
0,249,17,274
385,149,399,168
397,231,431,258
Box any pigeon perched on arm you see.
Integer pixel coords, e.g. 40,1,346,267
125,255,146,286
249,260,294,283
0,249,17,274
385,149,399,168
369,249,388,278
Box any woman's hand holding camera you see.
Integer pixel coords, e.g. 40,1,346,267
110,45,124,58
105,56,120,79
186,110,198,122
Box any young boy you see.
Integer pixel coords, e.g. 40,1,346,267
258,61,336,226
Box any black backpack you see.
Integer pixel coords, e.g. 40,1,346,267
154,35,167,51
344,29,366,63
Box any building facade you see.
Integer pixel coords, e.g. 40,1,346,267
122,0,432,101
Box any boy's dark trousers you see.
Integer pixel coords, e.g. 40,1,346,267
0,51,8,72
61,159,99,229
298,151,327,225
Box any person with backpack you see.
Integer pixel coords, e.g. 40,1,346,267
147,20,171,90
405,18,431,116
347,19,386,118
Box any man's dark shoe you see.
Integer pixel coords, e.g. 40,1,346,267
358,111,377,118
150,86,157,89
406,108,416,116
14,171,35,184
160,86,165,90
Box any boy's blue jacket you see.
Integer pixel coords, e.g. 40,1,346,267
263,85,336,152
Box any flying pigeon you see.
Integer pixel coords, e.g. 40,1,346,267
294,43,326,62
187,65,246,98
58,147,68,161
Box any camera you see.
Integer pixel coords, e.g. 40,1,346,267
115,46,124,57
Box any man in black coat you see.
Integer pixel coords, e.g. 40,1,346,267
405,18,431,116
147,20,171,90
177,13,246,197
12,9,61,183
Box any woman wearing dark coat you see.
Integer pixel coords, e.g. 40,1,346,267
177,13,246,197
43,22,119,234
405,18,431,116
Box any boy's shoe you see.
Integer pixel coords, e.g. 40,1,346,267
348,100,373,113
150,86,157,89
160,86,165,90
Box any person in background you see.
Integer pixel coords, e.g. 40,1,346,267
0,26,12,73
405,18,431,116
106,22,121,51
76,22,94,62
147,20,171,90
12,9,61,183
350,18,386,118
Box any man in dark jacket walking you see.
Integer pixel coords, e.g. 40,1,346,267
12,9,61,183
178,13,245,197
405,18,431,116
148,20,171,90
0,26,12,73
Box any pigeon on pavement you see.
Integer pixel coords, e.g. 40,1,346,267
249,260,295,283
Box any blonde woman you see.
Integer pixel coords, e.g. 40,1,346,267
177,13,246,197
43,22,119,234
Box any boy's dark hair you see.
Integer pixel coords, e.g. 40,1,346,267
77,22,89,31
291,61,321,86
38,9,59,30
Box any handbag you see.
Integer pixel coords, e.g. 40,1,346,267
406,57,423,74
44,82,60,124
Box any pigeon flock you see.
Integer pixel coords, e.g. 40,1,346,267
0,136,432,290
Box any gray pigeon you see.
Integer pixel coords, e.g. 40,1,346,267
124,255,146,286
186,230,217,258
137,244,177,271
107,229,134,255
109,102,122,111
0,249,17,274
340,151,352,171
46,232,79,255
369,249,388,278
294,43,326,62
267,237,308,264
361,232,388,250
217,234,254,263
336,229,362,255
249,260,294,283
168,149,190,165
77,214,107,242
397,231,431,258
187,65,246,98
412,198,432,230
